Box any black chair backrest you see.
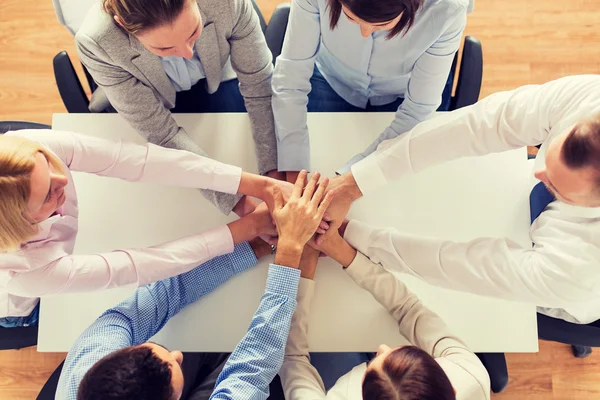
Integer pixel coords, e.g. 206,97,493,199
0,121,51,134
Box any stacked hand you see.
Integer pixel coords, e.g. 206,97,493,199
270,171,335,268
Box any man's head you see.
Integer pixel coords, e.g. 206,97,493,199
77,343,184,400
534,112,600,207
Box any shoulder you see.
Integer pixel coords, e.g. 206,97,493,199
75,2,128,50
422,0,470,14
437,353,491,399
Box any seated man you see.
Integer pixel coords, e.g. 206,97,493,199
57,170,334,400
323,74,600,357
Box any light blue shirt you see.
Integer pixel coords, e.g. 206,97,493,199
210,264,300,399
272,0,468,172
161,49,206,92
57,242,258,399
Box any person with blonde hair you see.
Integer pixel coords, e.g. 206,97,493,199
77,0,282,218
0,129,303,328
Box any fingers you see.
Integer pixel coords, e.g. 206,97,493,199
292,170,308,199
316,189,336,219
272,185,284,211
310,176,329,206
319,220,330,231
323,212,333,222
302,172,321,202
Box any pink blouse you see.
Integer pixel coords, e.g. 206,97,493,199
0,130,242,318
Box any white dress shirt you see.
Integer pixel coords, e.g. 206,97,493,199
0,130,242,318
350,74,600,324
279,252,490,400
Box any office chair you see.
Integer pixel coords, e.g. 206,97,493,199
0,121,50,350
51,0,290,114
538,313,600,355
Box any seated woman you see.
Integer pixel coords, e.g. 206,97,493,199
279,221,490,399
0,129,299,328
77,0,282,216
273,0,469,178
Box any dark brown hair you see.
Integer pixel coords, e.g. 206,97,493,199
327,0,424,39
103,0,188,35
562,113,600,197
77,345,175,400
362,346,455,400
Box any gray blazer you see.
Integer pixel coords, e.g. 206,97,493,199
76,0,277,214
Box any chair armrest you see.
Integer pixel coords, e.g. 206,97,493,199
53,51,90,113
451,36,483,110
265,3,291,64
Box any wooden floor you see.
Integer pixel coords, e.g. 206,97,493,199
0,0,599,398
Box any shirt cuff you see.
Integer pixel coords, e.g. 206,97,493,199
267,264,301,296
350,154,388,196
207,225,236,259
335,153,366,175
230,241,259,275
343,219,374,254
277,134,311,172
344,251,378,281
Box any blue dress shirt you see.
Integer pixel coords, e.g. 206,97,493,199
161,49,206,92
56,242,257,399
210,264,300,399
272,0,468,172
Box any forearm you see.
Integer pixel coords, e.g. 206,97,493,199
8,226,237,297
343,220,593,308
210,265,301,399
280,279,327,398
345,251,466,357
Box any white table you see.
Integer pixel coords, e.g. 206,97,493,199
39,113,538,353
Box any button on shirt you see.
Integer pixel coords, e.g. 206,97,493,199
0,130,242,318
350,75,600,324
161,49,206,92
272,0,469,172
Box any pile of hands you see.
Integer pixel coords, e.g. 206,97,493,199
251,170,355,267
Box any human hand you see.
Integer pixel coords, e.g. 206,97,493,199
309,221,356,268
272,170,335,258
314,173,361,245
249,202,277,242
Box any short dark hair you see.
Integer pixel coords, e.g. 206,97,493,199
562,113,600,196
103,0,188,35
362,346,455,400
77,345,175,400
326,0,424,39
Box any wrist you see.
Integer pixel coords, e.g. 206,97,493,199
324,237,356,268
274,240,304,269
340,172,362,201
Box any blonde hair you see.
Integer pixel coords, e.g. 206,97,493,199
103,0,187,35
0,135,65,251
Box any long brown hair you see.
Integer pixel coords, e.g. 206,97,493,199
102,0,188,35
0,135,65,251
362,346,455,400
327,0,424,39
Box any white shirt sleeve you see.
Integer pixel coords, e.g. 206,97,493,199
7,129,242,194
343,219,599,310
351,75,600,195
